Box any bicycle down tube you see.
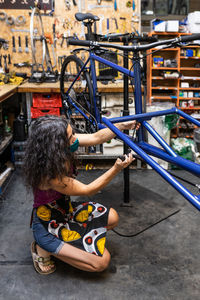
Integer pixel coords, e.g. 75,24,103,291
65,33,200,211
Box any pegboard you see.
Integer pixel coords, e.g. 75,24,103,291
0,0,141,77
0,0,53,10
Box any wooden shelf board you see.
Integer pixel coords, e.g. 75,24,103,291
180,67,200,70
152,67,178,70
0,134,13,155
151,96,176,100
152,87,177,90
150,32,178,36
180,56,200,59
152,76,178,80
182,45,200,48
179,88,200,90
180,107,200,110
179,97,200,100
180,77,200,81
151,48,179,51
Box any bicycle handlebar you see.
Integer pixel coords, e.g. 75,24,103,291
98,32,158,43
68,33,200,52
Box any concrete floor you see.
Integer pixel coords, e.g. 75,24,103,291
0,168,199,300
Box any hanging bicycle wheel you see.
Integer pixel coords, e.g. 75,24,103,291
60,55,96,133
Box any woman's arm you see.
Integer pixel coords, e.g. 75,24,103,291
50,153,134,196
75,121,140,147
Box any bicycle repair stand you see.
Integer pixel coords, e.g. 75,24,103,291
122,39,132,207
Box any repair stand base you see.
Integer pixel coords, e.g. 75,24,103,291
120,202,133,208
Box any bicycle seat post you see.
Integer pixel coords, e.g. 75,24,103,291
84,20,95,41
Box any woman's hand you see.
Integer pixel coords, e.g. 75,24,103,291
114,153,135,171
118,120,140,131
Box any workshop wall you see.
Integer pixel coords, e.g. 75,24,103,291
0,0,140,76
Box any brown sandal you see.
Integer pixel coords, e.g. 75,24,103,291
31,241,56,275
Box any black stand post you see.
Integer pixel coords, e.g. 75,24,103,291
122,40,131,205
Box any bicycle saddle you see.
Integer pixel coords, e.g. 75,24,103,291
75,13,99,22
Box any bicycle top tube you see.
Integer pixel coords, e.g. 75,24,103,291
68,33,200,52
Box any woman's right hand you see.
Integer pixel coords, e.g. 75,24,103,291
114,153,135,171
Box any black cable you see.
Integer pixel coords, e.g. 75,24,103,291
168,171,199,189
112,209,181,238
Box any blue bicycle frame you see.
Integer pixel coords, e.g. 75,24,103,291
65,50,200,211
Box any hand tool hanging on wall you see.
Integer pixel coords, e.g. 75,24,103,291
106,18,109,34
8,54,11,65
78,0,85,12
3,55,9,73
15,15,26,26
0,11,7,22
112,18,119,33
12,36,16,52
88,3,112,9
94,21,97,35
98,15,104,34
6,16,15,26
45,34,57,68
25,36,29,53
52,23,56,48
114,0,117,11
18,36,22,53
132,0,135,11
11,28,38,33
0,55,3,73
120,17,126,33
0,38,8,50
65,0,71,10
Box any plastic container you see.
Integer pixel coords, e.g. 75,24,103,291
193,128,200,152
32,93,62,108
31,107,60,118
4,116,11,136
12,141,27,151
13,115,27,141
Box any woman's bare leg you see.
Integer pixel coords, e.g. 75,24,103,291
107,208,119,230
53,243,111,272
35,208,118,273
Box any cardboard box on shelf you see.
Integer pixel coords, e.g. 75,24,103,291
166,20,179,32
151,19,166,32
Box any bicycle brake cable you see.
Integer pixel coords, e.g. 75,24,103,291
68,94,99,133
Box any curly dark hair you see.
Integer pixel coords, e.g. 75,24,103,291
23,115,75,190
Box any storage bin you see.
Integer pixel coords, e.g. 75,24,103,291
32,93,62,108
31,107,60,118
194,128,200,152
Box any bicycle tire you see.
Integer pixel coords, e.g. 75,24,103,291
60,55,96,133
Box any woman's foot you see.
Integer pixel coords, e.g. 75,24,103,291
31,241,56,275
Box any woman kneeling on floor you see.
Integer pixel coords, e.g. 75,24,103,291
23,115,139,274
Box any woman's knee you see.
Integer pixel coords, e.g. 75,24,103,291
107,208,119,230
93,249,111,272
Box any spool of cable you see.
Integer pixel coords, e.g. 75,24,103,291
6,16,15,26
0,11,7,21
15,15,26,26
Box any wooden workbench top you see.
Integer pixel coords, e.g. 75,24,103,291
0,79,141,103
17,80,137,94
0,84,18,103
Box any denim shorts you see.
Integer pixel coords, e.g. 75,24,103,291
32,210,64,254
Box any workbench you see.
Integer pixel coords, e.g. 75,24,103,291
0,84,18,103
17,80,135,93
17,80,139,124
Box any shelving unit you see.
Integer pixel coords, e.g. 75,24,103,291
147,32,200,138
